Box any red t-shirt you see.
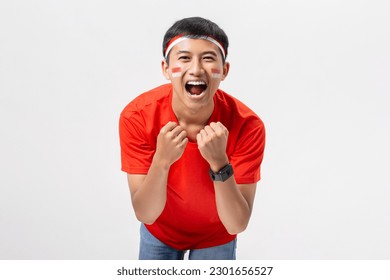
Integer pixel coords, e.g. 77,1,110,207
119,84,265,250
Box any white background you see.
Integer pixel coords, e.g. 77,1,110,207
1,0,389,259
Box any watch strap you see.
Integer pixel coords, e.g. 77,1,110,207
209,163,234,182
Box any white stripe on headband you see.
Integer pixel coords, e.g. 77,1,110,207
164,35,226,59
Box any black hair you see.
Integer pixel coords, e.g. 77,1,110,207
163,17,229,63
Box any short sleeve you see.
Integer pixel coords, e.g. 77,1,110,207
119,112,155,174
230,120,266,184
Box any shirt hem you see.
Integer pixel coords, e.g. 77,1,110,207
235,176,261,184
121,166,149,174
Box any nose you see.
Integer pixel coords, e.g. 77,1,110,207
189,59,204,76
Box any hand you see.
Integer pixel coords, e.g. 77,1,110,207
154,122,188,168
196,122,229,172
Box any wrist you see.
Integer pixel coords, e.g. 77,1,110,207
209,157,229,173
209,163,234,182
152,154,171,171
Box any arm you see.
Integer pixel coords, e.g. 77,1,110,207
127,122,188,224
213,179,257,235
197,122,257,235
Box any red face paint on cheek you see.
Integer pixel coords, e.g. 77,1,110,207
171,67,182,78
211,68,221,78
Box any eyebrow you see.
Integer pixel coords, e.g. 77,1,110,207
175,50,218,57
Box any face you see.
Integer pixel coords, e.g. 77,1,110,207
162,38,230,113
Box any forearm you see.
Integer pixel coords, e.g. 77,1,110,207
131,159,170,224
129,122,188,225
197,122,253,234
214,176,252,235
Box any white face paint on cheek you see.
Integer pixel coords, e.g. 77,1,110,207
171,67,182,78
211,68,222,78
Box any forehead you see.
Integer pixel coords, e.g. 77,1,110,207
171,38,221,55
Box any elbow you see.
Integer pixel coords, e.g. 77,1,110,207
137,216,156,225
225,221,249,235
134,210,159,225
132,199,163,225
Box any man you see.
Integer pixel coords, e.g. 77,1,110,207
119,17,265,260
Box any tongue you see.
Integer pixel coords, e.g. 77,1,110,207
188,85,204,95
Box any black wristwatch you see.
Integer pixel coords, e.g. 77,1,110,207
209,163,234,182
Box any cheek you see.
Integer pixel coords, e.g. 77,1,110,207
171,67,182,78
211,68,222,79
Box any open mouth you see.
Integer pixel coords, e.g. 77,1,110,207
185,80,207,96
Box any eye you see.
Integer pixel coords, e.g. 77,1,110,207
179,56,190,61
203,56,215,61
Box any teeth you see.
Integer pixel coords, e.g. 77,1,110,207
187,81,206,85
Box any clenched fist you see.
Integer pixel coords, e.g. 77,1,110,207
154,122,188,168
196,122,229,172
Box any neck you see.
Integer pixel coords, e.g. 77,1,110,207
172,101,214,127
171,88,215,126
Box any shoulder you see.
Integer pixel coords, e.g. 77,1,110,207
120,84,172,119
215,89,264,129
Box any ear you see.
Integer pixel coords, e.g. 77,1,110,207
221,62,230,81
161,59,170,80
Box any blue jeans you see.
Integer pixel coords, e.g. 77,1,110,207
139,224,237,260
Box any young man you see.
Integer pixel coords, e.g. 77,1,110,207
119,17,265,260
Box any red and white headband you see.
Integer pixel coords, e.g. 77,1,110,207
164,34,226,60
